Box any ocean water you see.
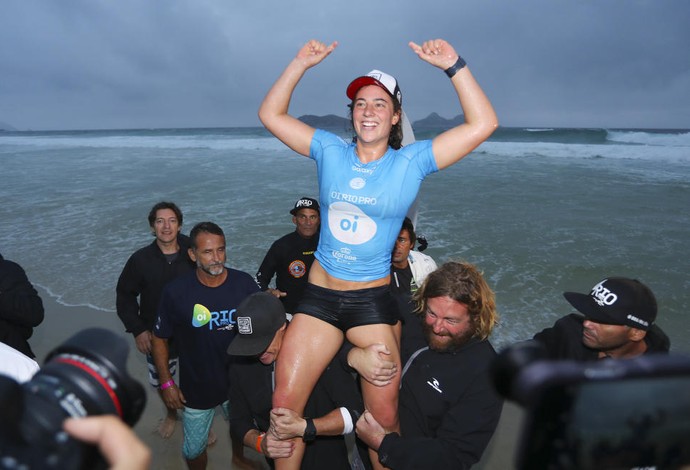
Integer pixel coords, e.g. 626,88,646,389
1,126,689,352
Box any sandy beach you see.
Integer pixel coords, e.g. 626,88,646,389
29,291,521,469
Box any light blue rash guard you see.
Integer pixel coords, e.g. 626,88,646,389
310,129,438,282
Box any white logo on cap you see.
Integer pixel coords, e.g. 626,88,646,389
296,199,313,209
237,317,253,335
590,280,618,306
627,314,649,327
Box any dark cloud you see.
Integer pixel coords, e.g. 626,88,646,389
1,0,688,130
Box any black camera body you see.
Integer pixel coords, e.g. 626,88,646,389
0,328,146,469
492,342,690,470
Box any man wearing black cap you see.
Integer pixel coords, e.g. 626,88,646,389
227,292,370,470
533,277,670,360
255,197,320,315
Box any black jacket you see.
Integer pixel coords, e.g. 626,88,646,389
255,231,318,314
377,339,503,470
115,235,194,338
532,313,671,360
0,254,44,358
229,352,370,470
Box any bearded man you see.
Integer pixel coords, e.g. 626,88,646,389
355,261,503,470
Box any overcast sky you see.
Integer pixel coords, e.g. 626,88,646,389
1,1,689,131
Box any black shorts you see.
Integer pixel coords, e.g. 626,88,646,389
297,283,400,332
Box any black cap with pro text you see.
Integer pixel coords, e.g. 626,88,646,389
290,197,320,215
563,277,657,330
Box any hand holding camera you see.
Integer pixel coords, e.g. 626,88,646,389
0,328,146,469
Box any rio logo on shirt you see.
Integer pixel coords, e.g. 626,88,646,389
191,303,236,330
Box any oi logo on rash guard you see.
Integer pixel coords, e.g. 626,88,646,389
191,304,236,330
328,201,376,245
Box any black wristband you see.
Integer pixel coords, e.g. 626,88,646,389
302,418,316,443
444,56,467,78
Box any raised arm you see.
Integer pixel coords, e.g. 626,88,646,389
258,39,338,157
409,39,498,170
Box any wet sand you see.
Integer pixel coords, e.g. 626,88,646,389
29,292,520,469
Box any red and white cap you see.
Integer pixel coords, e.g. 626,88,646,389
346,70,402,106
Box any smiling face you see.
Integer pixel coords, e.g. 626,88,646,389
352,85,400,148
422,296,475,352
152,208,181,245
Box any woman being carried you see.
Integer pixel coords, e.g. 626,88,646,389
259,38,497,469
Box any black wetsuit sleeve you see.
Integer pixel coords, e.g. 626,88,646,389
228,364,260,441
376,370,503,469
532,314,591,360
336,340,357,373
320,358,365,416
532,326,563,358
256,242,280,291
115,255,147,337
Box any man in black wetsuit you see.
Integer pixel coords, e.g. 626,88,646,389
355,261,503,470
532,276,670,360
255,197,320,314
115,201,195,438
227,291,370,470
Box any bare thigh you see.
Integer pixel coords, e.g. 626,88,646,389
347,322,402,430
272,313,344,413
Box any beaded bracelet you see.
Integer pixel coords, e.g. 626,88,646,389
444,56,467,78
160,379,175,390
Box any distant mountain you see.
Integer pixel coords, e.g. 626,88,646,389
0,120,17,131
297,112,466,133
298,114,350,130
412,112,464,129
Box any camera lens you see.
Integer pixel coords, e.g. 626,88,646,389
0,327,146,469
35,327,145,425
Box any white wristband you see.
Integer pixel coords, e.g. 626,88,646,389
340,407,354,434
